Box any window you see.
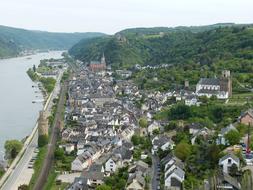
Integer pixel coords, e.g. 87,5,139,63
228,159,232,164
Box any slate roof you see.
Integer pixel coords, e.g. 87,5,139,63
187,123,203,130
89,164,104,172
198,89,220,94
221,124,238,135
166,167,185,180
219,153,240,165
198,78,220,86
127,171,145,187
153,135,174,147
218,172,241,190
114,146,132,160
161,154,173,165
82,171,104,181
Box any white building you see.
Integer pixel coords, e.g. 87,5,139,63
105,156,122,173
196,71,232,99
152,135,175,155
185,95,198,106
162,156,185,190
219,154,240,174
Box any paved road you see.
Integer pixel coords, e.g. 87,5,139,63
33,79,67,190
152,155,160,190
0,70,64,190
1,131,38,190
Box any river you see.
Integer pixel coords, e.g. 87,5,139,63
0,51,63,159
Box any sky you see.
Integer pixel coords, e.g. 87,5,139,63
0,0,252,34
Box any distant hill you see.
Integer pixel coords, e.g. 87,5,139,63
0,25,106,58
69,23,253,69
117,23,238,36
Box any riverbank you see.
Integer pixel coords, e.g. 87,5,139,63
0,51,63,188
0,69,64,189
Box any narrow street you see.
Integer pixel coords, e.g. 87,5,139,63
152,155,160,190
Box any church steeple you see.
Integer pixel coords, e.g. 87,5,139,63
101,52,106,65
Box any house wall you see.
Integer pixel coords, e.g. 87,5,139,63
220,158,239,173
105,159,116,172
165,173,183,189
240,114,253,125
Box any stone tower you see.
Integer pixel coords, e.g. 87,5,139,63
222,70,230,78
184,80,189,89
221,70,232,97
38,111,48,136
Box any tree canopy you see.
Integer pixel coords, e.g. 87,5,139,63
96,185,112,190
4,139,23,159
224,130,241,145
139,117,148,128
174,142,192,161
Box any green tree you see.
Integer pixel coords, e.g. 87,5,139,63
164,121,178,131
96,184,112,190
236,124,248,136
38,135,48,147
54,148,65,160
139,117,148,128
224,130,241,145
4,140,23,159
198,96,208,104
174,142,191,161
229,163,238,176
169,104,191,120
32,65,36,72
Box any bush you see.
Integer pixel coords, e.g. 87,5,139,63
54,148,65,160
38,135,48,147
4,140,23,159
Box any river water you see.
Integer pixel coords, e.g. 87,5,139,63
0,51,63,159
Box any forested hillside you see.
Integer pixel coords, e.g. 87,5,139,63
0,25,105,58
69,24,253,70
0,37,20,58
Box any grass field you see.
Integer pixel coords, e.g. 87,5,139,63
228,92,253,105
0,170,4,179
28,146,47,189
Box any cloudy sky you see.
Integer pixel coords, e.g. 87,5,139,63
0,0,252,34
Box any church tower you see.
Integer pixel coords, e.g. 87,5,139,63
221,70,232,97
101,53,106,66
